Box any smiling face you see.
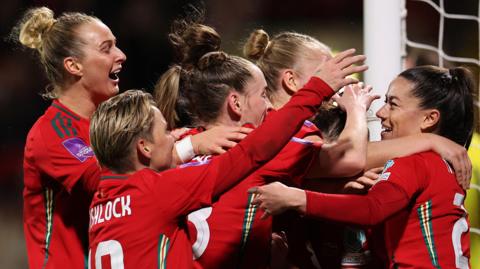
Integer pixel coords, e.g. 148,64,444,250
238,63,271,127
75,19,127,103
376,76,431,140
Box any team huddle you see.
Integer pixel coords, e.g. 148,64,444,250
17,6,473,269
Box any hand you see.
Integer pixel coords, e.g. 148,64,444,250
313,48,368,92
429,134,472,189
170,127,190,141
343,167,383,194
333,82,380,112
191,126,253,155
270,232,289,269
249,182,307,219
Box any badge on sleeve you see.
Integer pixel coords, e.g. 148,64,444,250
382,160,395,173
62,137,95,162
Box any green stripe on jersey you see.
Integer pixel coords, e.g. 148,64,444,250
158,234,170,269
42,188,55,269
50,112,78,139
51,103,80,121
417,200,441,268
50,113,64,139
237,192,259,268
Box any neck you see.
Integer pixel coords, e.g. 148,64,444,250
204,119,239,130
57,84,98,119
270,89,292,109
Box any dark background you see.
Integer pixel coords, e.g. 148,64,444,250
0,0,477,267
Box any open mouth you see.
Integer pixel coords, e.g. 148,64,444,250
381,125,392,135
109,70,120,81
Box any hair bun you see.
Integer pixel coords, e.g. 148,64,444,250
197,51,227,70
169,20,221,66
243,29,270,61
19,7,56,50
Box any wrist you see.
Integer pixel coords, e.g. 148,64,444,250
175,136,195,163
288,187,307,214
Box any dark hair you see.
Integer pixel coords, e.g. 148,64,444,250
154,18,253,127
399,65,475,148
186,52,253,125
313,105,347,142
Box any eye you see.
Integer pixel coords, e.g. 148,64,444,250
101,45,111,53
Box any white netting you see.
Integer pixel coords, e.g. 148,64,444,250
401,0,480,236
401,0,480,115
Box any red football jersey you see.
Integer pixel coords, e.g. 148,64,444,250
87,77,335,269
305,151,470,269
23,100,100,269
187,119,322,269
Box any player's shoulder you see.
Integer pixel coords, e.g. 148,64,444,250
393,151,438,164
294,120,320,138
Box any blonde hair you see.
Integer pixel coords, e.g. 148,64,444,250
90,90,156,173
154,65,183,129
243,29,330,97
14,7,97,98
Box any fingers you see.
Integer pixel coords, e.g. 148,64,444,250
355,176,376,188
371,166,384,173
333,48,356,64
341,64,369,78
248,186,259,194
225,132,248,142
344,181,365,190
338,54,367,70
237,126,254,134
465,155,472,189
260,209,271,220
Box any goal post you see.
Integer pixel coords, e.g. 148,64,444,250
363,0,403,141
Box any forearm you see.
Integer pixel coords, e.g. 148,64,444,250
213,78,334,196
366,133,432,169
304,181,409,226
307,107,367,178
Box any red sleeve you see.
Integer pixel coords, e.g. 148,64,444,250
211,77,334,196
304,155,430,225
169,77,334,207
31,128,100,194
305,180,410,226
378,156,428,198
259,139,320,186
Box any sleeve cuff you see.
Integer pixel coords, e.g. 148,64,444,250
175,136,195,163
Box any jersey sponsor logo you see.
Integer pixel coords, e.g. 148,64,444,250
89,195,132,228
62,137,94,162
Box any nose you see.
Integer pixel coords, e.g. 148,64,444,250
376,104,387,120
115,47,127,63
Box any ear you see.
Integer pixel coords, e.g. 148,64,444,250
63,56,83,76
227,91,242,118
137,138,152,160
421,109,440,132
280,69,297,94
